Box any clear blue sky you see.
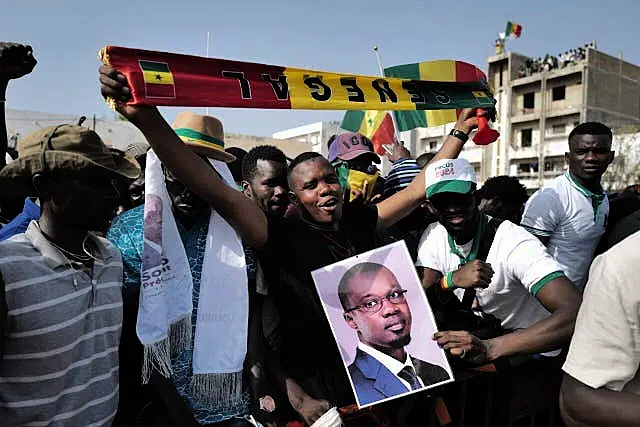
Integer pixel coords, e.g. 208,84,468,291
3,0,638,136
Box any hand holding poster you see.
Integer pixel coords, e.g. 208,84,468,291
311,241,453,408
99,46,494,111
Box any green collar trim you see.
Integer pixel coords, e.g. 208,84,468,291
565,171,604,198
174,128,224,149
565,172,606,221
447,213,488,264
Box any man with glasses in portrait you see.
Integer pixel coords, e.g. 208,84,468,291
338,262,450,406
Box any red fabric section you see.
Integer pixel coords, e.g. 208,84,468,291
454,61,490,120
105,46,291,108
514,25,523,37
455,61,488,83
371,113,395,155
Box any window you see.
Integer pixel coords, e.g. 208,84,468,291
429,140,438,150
521,128,533,147
523,92,535,109
552,124,565,135
518,161,539,174
552,85,566,101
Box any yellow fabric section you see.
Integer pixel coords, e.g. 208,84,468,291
419,60,458,126
347,169,379,201
358,110,387,138
284,68,418,110
142,70,174,85
418,60,456,81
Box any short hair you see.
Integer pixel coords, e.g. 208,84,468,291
241,145,286,181
338,262,389,311
477,175,529,207
225,147,247,183
416,152,436,169
569,122,612,146
287,151,325,176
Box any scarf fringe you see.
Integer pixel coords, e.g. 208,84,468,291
142,338,172,384
189,371,244,408
141,315,192,383
169,314,193,358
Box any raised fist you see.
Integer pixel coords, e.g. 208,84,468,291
0,43,37,82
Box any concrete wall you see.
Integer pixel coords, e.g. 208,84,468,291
585,50,640,127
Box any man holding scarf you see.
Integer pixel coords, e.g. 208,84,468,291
108,111,265,426
99,65,483,425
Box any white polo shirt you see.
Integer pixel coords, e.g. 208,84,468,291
563,231,640,394
416,216,567,331
521,172,608,290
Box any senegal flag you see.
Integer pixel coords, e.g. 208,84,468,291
343,60,489,135
505,21,523,39
385,60,488,131
139,60,175,98
341,111,395,155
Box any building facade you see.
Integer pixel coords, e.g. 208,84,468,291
405,47,640,190
271,121,341,157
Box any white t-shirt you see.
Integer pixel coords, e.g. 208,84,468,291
521,172,608,290
563,230,640,394
357,342,424,391
416,217,566,331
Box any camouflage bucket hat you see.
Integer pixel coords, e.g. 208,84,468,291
0,124,140,198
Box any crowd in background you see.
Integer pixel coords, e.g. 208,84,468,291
516,42,597,78
1,42,640,427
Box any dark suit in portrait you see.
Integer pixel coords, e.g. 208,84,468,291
347,348,450,406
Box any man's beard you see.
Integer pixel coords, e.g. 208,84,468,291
389,333,411,349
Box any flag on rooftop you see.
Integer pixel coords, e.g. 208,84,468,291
505,21,523,39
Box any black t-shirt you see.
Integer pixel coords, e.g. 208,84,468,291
259,203,378,406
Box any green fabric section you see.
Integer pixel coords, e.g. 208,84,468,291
139,60,170,73
393,111,428,132
385,63,421,80
174,128,224,149
341,110,366,132
426,180,474,198
335,163,350,190
447,214,488,264
530,271,566,296
384,63,428,132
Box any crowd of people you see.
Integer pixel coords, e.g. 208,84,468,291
516,43,596,78
1,42,639,427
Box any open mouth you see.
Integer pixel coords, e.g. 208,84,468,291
318,197,338,212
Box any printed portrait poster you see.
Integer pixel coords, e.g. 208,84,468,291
311,241,453,408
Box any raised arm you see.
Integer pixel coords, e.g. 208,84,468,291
0,42,37,169
375,108,484,232
99,66,267,249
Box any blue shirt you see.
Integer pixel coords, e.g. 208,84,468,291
0,198,40,241
107,205,251,424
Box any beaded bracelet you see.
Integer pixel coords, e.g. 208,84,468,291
440,271,456,290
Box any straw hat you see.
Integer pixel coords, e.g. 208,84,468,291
172,112,234,162
0,124,140,198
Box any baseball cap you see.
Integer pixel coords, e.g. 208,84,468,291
328,132,380,164
425,158,477,199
